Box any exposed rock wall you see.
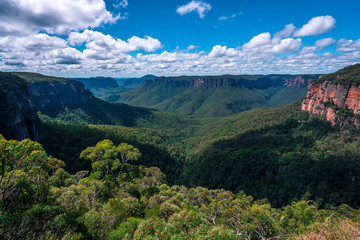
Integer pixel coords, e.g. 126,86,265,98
0,73,42,141
143,75,315,89
28,80,94,110
301,81,360,127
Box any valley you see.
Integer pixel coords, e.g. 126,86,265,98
111,74,318,117
1,65,360,239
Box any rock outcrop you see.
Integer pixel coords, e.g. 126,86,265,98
284,76,312,87
301,64,360,130
28,80,95,112
143,75,317,89
0,73,42,141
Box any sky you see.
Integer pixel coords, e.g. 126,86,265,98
0,0,359,77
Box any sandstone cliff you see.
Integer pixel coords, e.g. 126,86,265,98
143,75,315,89
0,73,42,140
28,80,95,114
301,64,360,129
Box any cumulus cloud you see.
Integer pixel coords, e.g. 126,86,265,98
176,1,212,19
242,32,271,49
0,11,358,77
0,0,119,35
336,38,360,52
293,16,335,37
68,30,161,53
272,38,302,54
315,38,336,47
208,45,238,58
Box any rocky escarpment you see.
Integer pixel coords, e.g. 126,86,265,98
284,76,313,87
301,64,360,130
143,75,316,89
28,80,95,114
0,73,42,140
72,77,119,89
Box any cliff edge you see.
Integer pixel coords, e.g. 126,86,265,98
0,73,42,140
301,64,360,130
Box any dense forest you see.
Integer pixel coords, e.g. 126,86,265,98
38,100,360,209
1,135,360,239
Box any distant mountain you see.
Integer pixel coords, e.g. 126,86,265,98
119,74,157,89
71,76,129,100
114,74,320,117
72,77,119,89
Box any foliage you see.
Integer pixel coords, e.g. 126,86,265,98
115,75,316,117
312,63,360,85
1,136,359,239
11,72,68,83
39,100,360,209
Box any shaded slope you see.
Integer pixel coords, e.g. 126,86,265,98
0,72,42,140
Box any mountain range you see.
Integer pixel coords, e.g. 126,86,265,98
111,74,319,117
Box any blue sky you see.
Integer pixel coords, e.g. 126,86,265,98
0,0,359,77
104,0,358,51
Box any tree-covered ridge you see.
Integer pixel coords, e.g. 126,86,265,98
1,135,359,239
11,72,69,83
113,74,317,117
0,72,28,101
312,64,360,85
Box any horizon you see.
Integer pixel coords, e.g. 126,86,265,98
6,70,326,80
0,0,359,77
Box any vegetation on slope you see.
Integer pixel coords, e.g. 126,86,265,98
39,100,360,209
114,74,317,117
312,63,360,85
11,72,68,83
1,135,359,239
71,77,130,100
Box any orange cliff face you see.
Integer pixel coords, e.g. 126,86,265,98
301,81,360,126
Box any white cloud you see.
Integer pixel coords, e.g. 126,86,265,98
0,13,358,77
126,36,162,52
208,45,238,58
336,39,360,52
274,24,296,39
113,0,128,8
293,16,335,37
272,38,302,54
242,32,271,49
315,38,336,47
176,1,212,19
0,0,119,35
218,12,242,22
68,30,161,53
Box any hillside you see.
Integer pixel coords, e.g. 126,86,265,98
118,74,157,89
72,77,129,100
0,72,42,140
2,72,181,128
302,64,360,131
2,134,359,239
113,74,319,117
